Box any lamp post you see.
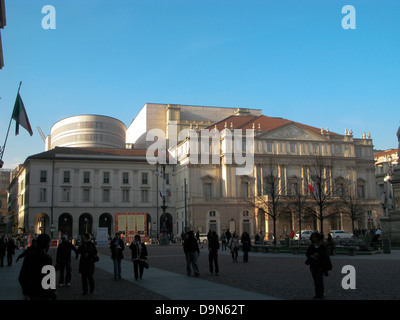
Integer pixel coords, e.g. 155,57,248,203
155,163,174,246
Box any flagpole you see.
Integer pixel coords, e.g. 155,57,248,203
0,82,22,165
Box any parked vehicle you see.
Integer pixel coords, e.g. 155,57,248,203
294,230,314,240
198,233,208,243
329,230,354,239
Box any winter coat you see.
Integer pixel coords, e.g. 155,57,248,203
110,238,125,260
305,244,332,272
56,241,78,265
77,241,97,274
241,234,251,252
129,241,148,260
183,235,200,255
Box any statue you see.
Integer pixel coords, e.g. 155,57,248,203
397,126,400,151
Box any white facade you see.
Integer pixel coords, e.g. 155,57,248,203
48,115,126,150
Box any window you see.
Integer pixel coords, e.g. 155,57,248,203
141,189,149,202
165,174,170,185
209,210,216,217
289,142,296,153
83,172,90,184
204,183,212,199
266,142,273,153
358,185,365,199
40,188,47,201
103,189,110,202
122,189,129,202
291,182,299,196
141,172,148,185
83,188,90,201
63,171,70,183
241,182,249,197
103,172,110,184
122,172,129,184
243,210,249,217
40,170,47,183
62,188,71,202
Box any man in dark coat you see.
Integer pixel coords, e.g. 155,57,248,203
0,236,6,267
76,233,97,295
110,233,125,280
241,232,251,263
305,232,331,299
56,234,78,287
208,231,220,275
183,231,200,276
18,233,56,300
129,234,148,280
6,237,16,266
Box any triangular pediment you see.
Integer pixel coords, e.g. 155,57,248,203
258,123,326,141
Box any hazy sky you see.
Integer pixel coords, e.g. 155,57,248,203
1,0,399,169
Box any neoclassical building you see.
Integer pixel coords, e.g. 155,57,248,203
8,105,382,241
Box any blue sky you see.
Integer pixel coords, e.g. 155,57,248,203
1,0,399,169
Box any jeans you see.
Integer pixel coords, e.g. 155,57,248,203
81,272,94,294
113,259,122,280
185,252,200,275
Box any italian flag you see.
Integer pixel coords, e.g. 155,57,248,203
12,92,33,136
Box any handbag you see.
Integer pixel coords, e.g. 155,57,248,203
144,261,149,269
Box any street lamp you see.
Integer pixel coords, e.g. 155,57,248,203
155,163,175,246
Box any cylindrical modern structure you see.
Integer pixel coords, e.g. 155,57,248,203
49,115,126,149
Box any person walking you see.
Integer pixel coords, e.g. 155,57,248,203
305,232,332,299
129,234,148,280
228,232,239,262
56,235,78,287
110,233,125,280
6,237,16,266
0,235,6,267
208,231,220,275
18,233,56,300
183,231,200,276
76,233,97,295
221,232,227,250
241,232,251,263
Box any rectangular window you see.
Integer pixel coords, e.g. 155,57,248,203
103,189,110,202
63,171,70,183
241,182,249,197
141,172,148,185
40,170,47,183
141,189,148,202
40,188,47,201
358,185,365,199
289,142,296,153
83,188,90,201
122,189,129,202
83,171,90,184
204,183,212,199
103,172,110,184
62,188,71,202
266,142,273,153
122,172,129,184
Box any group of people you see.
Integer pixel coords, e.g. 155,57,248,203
0,235,17,267
182,230,253,277
6,231,149,300
110,233,148,281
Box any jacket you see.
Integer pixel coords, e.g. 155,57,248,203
208,234,220,251
305,244,332,271
56,241,78,265
110,238,125,260
18,248,56,300
77,241,97,274
183,235,200,255
129,241,148,260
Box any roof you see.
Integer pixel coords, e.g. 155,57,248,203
374,149,398,158
27,147,150,162
207,114,340,137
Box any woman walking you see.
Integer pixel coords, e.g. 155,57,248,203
208,231,220,275
110,233,125,280
241,232,251,263
77,233,97,295
129,235,148,280
228,232,239,262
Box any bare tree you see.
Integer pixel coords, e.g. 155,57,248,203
305,156,339,236
340,181,365,235
247,163,287,246
287,183,311,240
